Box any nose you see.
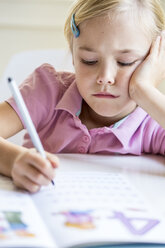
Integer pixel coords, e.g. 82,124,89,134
96,63,116,85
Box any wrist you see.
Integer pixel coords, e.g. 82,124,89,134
0,137,27,177
129,81,165,129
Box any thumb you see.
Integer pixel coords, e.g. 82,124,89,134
45,152,60,168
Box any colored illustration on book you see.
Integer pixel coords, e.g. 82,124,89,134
52,208,160,235
0,211,35,239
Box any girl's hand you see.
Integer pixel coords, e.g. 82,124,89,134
129,31,165,100
11,148,59,193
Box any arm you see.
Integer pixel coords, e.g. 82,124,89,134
0,101,24,176
130,84,165,129
129,32,165,129
0,102,59,192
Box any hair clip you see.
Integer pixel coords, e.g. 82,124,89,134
71,14,80,38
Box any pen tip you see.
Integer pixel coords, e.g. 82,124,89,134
7,77,12,83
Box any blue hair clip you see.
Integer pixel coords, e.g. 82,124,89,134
71,14,80,38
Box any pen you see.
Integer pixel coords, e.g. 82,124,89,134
7,77,54,186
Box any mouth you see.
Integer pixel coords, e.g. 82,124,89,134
92,92,119,98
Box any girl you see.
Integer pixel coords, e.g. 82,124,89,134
0,0,165,193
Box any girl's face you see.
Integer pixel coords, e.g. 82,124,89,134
72,12,152,122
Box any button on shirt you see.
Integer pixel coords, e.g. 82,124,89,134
7,64,165,155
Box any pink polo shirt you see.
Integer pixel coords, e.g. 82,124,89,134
7,64,165,155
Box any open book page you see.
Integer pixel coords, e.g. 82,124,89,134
32,154,165,248
0,175,56,248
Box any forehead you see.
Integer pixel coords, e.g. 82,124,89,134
73,12,152,54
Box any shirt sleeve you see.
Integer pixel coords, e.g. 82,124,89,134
6,64,63,132
143,117,165,155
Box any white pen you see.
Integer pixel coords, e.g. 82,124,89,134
7,77,54,186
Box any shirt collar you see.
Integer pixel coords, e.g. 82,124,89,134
113,115,129,128
56,81,148,147
55,81,82,117
112,107,148,146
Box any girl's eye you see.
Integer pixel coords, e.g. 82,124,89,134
81,59,98,65
118,61,135,67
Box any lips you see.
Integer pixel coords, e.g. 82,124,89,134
92,92,119,98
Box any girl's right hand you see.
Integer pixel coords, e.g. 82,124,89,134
129,32,165,99
11,148,59,193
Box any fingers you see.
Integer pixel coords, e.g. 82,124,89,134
129,30,165,93
12,162,52,193
159,31,165,56
24,152,55,180
12,149,59,193
149,35,161,59
150,31,165,59
13,176,41,193
22,162,51,185
45,152,60,168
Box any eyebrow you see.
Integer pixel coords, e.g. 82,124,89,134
79,46,140,55
79,46,97,52
117,49,145,59
117,49,139,54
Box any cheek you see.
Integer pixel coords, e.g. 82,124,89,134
75,63,95,89
75,69,90,96
117,66,137,90
74,61,87,80
116,71,130,90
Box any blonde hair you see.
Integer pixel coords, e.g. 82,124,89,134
64,0,165,51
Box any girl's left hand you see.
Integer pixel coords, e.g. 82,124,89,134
129,31,165,100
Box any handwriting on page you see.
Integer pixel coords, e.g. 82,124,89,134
35,171,162,238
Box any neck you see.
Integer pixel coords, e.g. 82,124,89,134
79,101,137,130
79,101,130,129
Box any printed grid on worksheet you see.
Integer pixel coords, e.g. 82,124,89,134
45,171,146,210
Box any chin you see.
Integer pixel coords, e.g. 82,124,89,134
93,108,120,117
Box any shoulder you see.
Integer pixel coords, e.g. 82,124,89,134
8,64,76,128
35,63,75,90
18,63,76,103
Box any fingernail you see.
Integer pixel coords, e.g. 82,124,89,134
51,161,58,168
